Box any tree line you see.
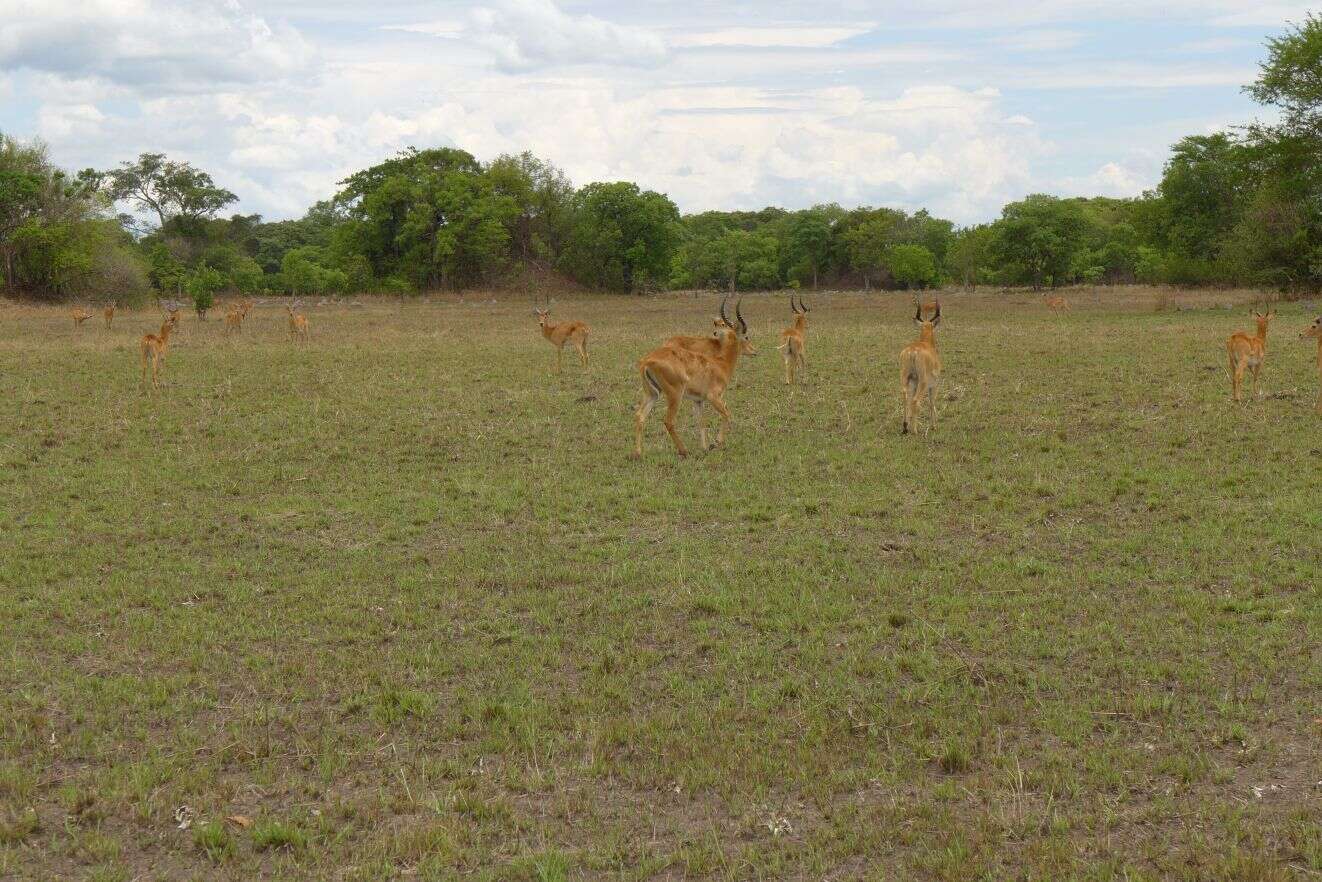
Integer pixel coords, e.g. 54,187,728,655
2,16,1319,307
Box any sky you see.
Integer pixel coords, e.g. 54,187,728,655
0,0,1312,224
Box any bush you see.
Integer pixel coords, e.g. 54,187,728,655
186,265,224,318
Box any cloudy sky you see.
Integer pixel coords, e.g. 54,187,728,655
0,1,1310,224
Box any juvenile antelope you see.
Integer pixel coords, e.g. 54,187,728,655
899,299,942,435
140,311,179,389
1302,316,1322,414
1227,310,1273,402
286,300,309,342
778,293,809,384
633,299,755,458
534,299,589,372
1043,294,1069,316
223,303,245,335
71,307,94,327
103,301,117,329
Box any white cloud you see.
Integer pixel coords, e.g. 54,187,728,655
673,25,874,49
0,0,316,91
36,102,105,141
1059,161,1149,198
461,0,668,71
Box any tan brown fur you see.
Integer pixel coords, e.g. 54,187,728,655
633,297,754,458
535,305,589,372
777,293,809,384
1227,311,1272,402
900,300,942,435
1302,316,1322,415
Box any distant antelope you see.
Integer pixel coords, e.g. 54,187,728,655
534,299,589,373
140,311,179,389
633,298,755,458
900,299,942,435
1227,310,1273,402
1043,294,1069,316
103,301,117,328
286,300,309,342
1302,316,1321,414
918,296,939,320
71,307,94,327
778,293,810,384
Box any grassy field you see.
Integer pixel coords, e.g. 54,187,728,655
1,287,1319,881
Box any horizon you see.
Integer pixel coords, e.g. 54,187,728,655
0,1,1311,225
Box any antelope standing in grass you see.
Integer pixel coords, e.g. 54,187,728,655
918,296,939,320
534,299,589,372
140,310,180,390
633,298,755,458
103,301,117,329
71,306,94,327
223,300,250,335
1043,294,1069,316
778,293,809,384
1227,311,1273,402
286,300,309,342
900,299,942,435
1302,316,1322,414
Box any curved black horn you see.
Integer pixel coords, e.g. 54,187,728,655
799,294,809,313
932,299,942,323
789,293,799,315
735,298,747,336
913,301,923,322
719,295,731,328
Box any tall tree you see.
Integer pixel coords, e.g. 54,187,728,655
559,182,679,292
90,153,237,231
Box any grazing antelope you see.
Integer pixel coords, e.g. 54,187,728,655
899,299,942,435
633,298,755,459
1227,310,1273,402
286,300,309,342
1302,316,1322,414
778,293,810,384
1043,294,1069,316
71,306,94,327
140,311,180,390
103,301,117,329
534,299,589,372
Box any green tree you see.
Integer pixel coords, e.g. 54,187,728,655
559,182,679,292
946,225,994,289
788,211,832,289
991,195,1089,288
887,244,939,289
186,265,224,319
90,153,237,231
844,213,901,290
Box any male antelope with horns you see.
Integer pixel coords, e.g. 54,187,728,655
899,299,942,435
633,298,755,458
778,293,809,384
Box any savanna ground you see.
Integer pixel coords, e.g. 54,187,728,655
1,286,1319,882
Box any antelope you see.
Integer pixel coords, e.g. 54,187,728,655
1227,310,1273,402
633,298,755,459
103,301,117,328
1302,316,1322,415
140,310,180,390
71,306,94,327
899,299,942,435
534,299,589,372
660,300,737,358
778,293,809,384
223,303,245,335
918,296,939,320
286,300,309,342
1043,294,1069,316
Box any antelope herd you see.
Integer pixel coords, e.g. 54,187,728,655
45,291,1322,429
